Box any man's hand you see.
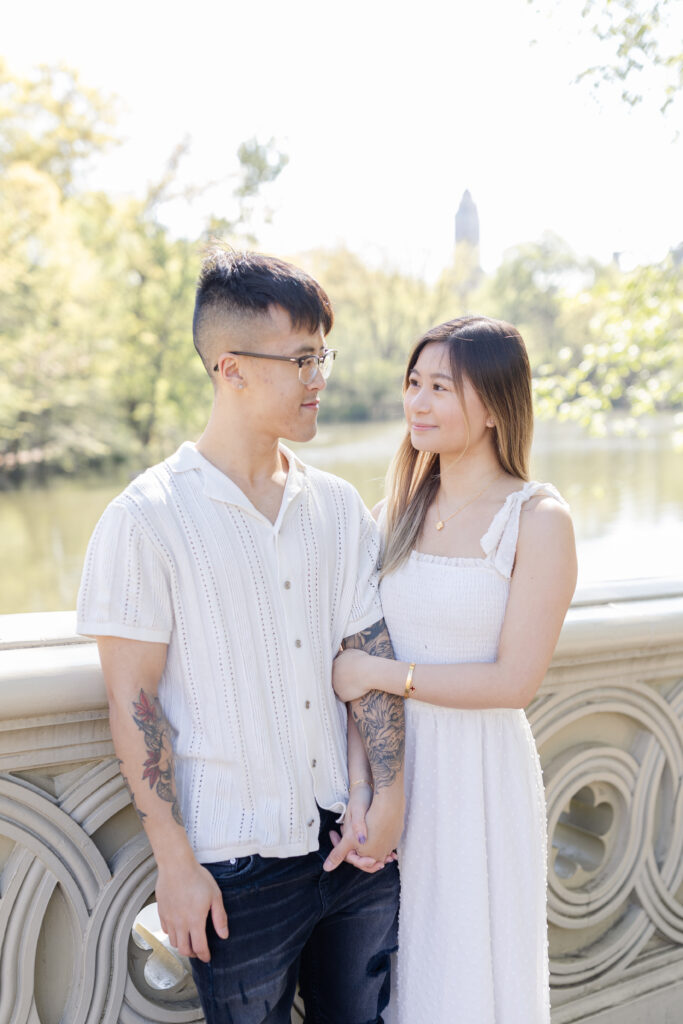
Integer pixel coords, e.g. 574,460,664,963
333,648,373,702
156,855,228,963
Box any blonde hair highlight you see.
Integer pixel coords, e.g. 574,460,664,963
381,316,534,578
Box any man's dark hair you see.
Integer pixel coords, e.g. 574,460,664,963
193,246,334,374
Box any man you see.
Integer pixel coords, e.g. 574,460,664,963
77,247,405,1024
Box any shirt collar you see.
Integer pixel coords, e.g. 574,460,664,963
166,441,307,522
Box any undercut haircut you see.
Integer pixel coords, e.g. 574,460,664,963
192,246,334,375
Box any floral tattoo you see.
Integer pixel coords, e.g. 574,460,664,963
117,760,147,823
130,689,184,827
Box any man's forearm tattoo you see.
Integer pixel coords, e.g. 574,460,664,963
351,692,405,791
343,618,405,791
130,689,184,827
342,618,394,658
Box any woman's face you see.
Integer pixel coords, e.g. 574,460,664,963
403,342,493,457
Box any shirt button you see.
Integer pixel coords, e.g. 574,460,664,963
311,759,317,768
284,580,291,589
307,819,315,827
305,700,311,709
295,639,302,648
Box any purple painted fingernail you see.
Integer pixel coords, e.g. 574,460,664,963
358,834,366,844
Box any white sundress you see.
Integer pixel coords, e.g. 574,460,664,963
381,481,563,1024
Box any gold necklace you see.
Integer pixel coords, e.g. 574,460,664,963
434,475,500,531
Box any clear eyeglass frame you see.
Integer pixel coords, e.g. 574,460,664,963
213,348,337,385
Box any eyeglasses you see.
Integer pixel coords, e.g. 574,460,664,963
213,348,337,385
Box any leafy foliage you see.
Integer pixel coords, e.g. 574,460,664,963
1,60,681,484
533,255,683,430
310,238,682,432
0,63,287,480
578,0,683,112
530,0,683,114
0,59,117,191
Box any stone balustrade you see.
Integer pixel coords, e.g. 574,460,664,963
1,579,682,1024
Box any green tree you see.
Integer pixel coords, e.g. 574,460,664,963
534,254,683,429
530,0,683,113
479,233,596,364
0,162,115,476
434,242,485,315
0,63,288,479
86,137,290,461
0,59,117,191
578,0,682,112
303,248,448,420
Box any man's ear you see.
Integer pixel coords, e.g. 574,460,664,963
214,353,245,390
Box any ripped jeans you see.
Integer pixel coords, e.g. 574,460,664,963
190,808,399,1024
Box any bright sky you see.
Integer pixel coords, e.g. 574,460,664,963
5,0,682,277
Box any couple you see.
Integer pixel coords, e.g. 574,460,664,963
77,248,576,1024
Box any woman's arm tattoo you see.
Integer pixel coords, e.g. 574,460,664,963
343,619,405,791
130,689,184,827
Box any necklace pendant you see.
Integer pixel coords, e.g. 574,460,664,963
435,521,444,531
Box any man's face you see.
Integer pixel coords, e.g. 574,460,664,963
220,305,329,444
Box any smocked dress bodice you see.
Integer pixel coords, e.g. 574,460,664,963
381,480,564,667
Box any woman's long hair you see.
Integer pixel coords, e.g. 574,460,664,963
381,315,534,578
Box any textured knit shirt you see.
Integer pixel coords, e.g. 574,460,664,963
77,442,383,861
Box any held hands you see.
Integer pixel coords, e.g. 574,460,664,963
155,856,228,963
332,648,374,703
324,782,387,874
359,795,404,864
323,785,403,873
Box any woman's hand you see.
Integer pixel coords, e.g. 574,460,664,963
324,782,399,873
332,648,374,702
344,780,373,846
340,781,386,872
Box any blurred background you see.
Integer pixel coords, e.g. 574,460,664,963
1,0,682,613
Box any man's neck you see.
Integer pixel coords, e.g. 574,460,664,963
195,405,289,517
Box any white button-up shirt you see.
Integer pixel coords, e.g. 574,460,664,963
77,442,382,861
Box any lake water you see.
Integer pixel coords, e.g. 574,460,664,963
1,417,682,614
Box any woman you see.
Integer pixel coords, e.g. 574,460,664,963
333,316,577,1024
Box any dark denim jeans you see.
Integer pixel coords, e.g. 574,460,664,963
190,809,399,1024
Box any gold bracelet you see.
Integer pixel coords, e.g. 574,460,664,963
349,779,373,790
403,662,416,699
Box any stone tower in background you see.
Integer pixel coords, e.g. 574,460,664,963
455,189,480,248
451,189,482,307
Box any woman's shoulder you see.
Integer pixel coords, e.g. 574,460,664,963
517,482,574,547
483,477,568,527
518,481,570,517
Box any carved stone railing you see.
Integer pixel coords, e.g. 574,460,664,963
1,580,682,1024
533,578,683,1023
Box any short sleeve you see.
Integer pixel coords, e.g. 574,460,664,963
77,501,173,643
343,502,384,638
